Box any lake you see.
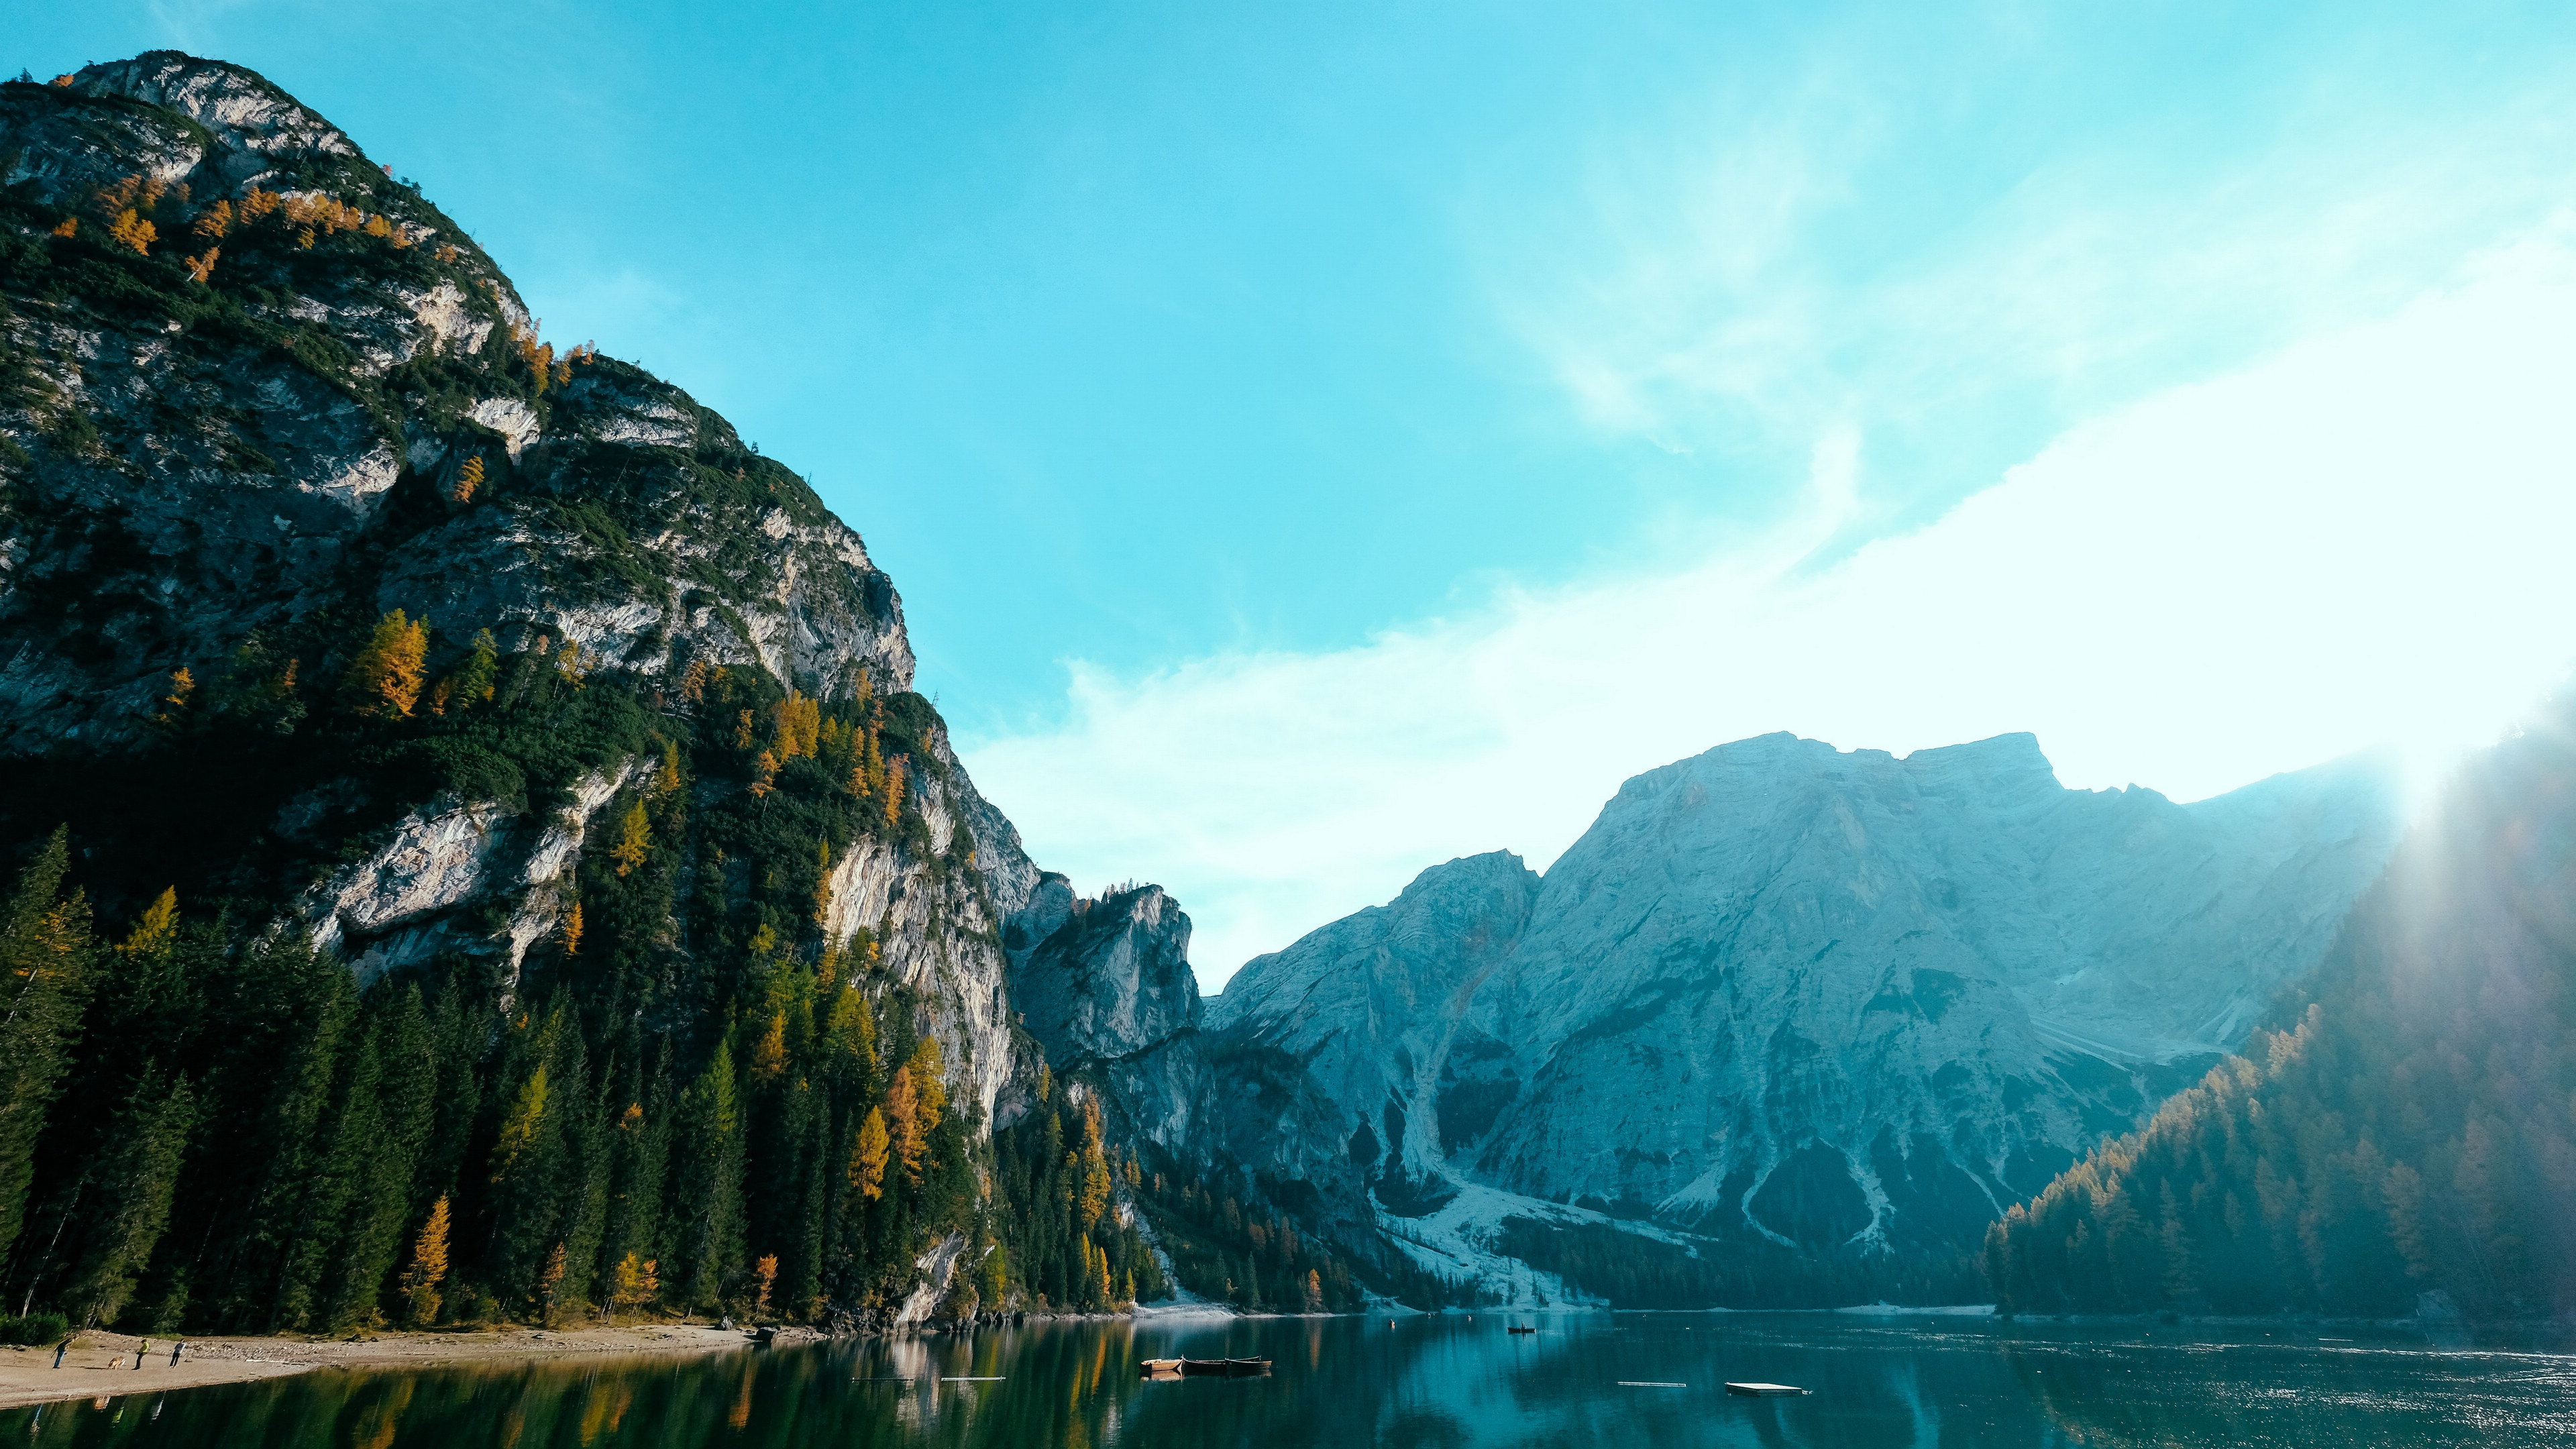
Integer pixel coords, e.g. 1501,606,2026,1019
6,1311,2574,1447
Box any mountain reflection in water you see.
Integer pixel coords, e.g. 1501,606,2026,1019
4,1313,2572,1448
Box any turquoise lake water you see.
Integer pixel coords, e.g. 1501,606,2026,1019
5,1311,2572,1446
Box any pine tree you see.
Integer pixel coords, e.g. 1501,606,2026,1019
66,1073,195,1327
849,1108,890,1202
962,1236,1000,1309
152,669,194,731
400,1197,451,1326
218,634,304,735
340,610,429,718
106,209,156,255
885,1069,921,1179
825,987,876,1093
118,889,178,963
492,1063,549,1184
1077,1097,1112,1228
451,455,485,504
678,1048,745,1310
749,1012,787,1083
323,985,434,1332
537,1242,568,1326
445,629,499,711
0,830,99,1265
608,1251,657,1320
279,1023,386,1330
611,800,651,877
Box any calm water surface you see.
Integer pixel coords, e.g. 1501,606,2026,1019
5,1313,2573,1447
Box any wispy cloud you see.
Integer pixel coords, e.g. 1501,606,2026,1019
965,226,2576,988
1486,35,2576,506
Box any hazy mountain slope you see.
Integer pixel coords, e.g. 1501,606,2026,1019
1988,702,2576,1320
1211,732,2405,1303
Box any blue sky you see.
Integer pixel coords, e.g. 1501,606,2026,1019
22,1,2576,984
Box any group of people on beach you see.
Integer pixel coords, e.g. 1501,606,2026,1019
49,1337,184,1371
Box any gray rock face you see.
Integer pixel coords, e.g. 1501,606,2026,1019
0,56,913,757
1008,883,1216,1157
0,54,1018,1144
1204,851,1538,1236
1210,732,2405,1282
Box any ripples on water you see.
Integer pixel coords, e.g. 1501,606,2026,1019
5,1313,2573,1447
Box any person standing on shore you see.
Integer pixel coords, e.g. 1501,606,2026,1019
169,1340,183,1365
51,1338,66,1369
135,1338,149,1369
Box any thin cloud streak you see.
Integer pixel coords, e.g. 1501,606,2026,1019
964,227,2576,990
1492,43,2576,492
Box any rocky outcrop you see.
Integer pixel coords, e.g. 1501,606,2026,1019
0,50,1204,1328
0,56,912,757
0,54,1020,1161
1009,883,1216,1157
1208,732,2406,1289
1205,850,1539,1236
298,755,654,990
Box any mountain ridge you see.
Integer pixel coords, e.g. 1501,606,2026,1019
1203,729,2405,1302
0,50,2435,1329
0,50,1279,1334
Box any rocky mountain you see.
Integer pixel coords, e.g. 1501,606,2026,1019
1006,879,1216,1159
0,51,2434,1328
0,52,1248,1334
1207,732,2406,1303
0,50,1061,1119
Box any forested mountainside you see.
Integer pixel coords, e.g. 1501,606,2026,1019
1206,733,2404,1306
1984,700,2576,1320
0,53,1371,1336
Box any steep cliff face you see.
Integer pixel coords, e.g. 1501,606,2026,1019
1,48,1048,1099
1204,850,1538,1237
1209,733,2405,1300
1008,881,1216,1156
0,56,911,755
0,52,1046,1250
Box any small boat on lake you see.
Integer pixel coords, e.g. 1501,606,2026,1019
1507,1326,1536,1335
1169,1357,1271,1377
1725,1382,1808,1397
1140,1358,1183,1377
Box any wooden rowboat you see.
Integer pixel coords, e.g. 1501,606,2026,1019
1724,1382,1808,1397
1140,1359,1183,1376
1506,1326,1536,1334
1170,1357,1271,1377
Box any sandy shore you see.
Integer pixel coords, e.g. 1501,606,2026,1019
0,1322,789,1409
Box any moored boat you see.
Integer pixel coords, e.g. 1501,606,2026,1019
1172,1357,1272,1377
1140,1358,1183,1376
1724,1382,1807,1397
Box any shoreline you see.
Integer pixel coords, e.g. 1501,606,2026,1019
0,1323,793,1411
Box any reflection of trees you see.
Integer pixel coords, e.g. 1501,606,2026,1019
0,1319,2521,1446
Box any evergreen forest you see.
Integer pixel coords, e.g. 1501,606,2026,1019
0,652,1199,1335
1984,700,2576,1319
